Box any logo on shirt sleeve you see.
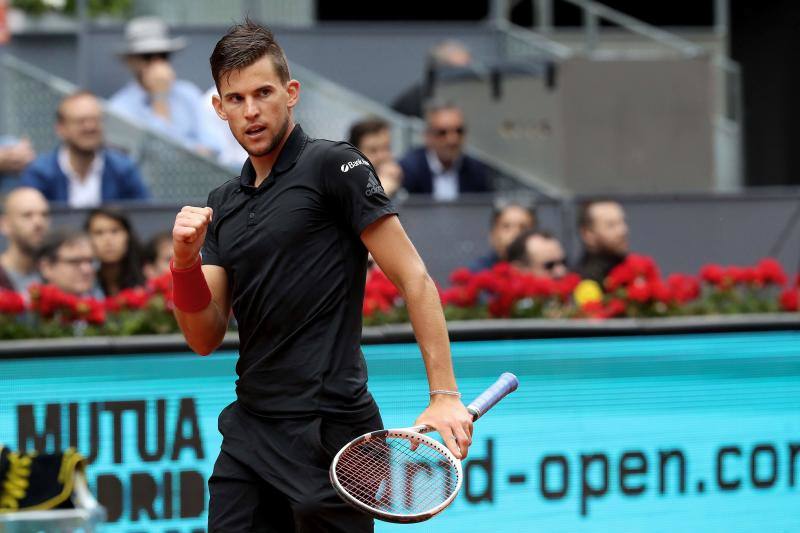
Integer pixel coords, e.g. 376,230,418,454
365,170,385,197
340,158,368,173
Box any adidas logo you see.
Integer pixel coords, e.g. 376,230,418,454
340,158,368,173
365,171,384,197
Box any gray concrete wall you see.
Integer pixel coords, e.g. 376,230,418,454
25,191,800,285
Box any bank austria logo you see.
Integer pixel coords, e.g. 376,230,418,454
341,158,368,173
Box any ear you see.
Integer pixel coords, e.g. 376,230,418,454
286,79,301,109
39,259,53,282
143,263,155,280
55,121,66,141
211,93,227,121
580,227,596,249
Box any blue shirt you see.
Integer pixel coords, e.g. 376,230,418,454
109,79,224,154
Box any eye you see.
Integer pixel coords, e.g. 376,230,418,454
260,87,272,97
228,95,243,103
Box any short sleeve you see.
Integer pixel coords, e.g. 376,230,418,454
201,189,223,267
323,144,398,235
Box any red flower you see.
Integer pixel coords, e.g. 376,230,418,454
780,288,799,312
756,258,787,286
449,268,473,286
0,290,25,314
700,264,725,286
605,263,634,291
626,280,651,303
666,273,700,304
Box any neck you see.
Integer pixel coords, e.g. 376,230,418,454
100,262,122,296
67,147,96,180
0,245,35,276
249,121,295,188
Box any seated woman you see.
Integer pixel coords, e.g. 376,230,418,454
84,207,144,296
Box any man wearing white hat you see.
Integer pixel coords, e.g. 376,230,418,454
109,17,223,155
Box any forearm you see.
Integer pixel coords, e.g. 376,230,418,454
175,303,227,355
400,272,458,391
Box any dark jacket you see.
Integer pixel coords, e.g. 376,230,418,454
575,252,627,284
20,148,149,204
399,147,491,196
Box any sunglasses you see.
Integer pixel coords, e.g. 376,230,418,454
136,52,170,62
430,126,466,138
542,258,567,271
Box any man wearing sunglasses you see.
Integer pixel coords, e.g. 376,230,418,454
399,99,490,200
507,229,569,280
109,17,223,155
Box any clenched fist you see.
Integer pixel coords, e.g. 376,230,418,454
173,206,213,268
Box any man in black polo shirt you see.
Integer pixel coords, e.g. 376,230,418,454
170,21,473,532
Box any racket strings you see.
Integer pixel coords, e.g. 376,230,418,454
334,436,460,515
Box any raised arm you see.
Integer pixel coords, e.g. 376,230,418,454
361,215,473,459
171,206,231,355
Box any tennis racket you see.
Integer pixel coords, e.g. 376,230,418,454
329,372,519,523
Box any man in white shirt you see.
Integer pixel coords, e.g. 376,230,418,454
20,91,149,207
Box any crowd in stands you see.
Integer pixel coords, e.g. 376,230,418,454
0,15,635,317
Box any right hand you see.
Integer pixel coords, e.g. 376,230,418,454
0,138,35,173
172,206,213,268
141,59,175,95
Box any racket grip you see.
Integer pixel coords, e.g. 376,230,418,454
467,372,519,421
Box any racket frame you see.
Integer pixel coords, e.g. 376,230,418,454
329,425,463,523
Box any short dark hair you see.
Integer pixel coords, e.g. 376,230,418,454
490,199,537,229
506,229,556,267
37,229,89,264
210,19,290,90
142,231,172,266
577,200,620,230
348,117,390,149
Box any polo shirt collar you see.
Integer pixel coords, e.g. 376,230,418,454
239,124,308,191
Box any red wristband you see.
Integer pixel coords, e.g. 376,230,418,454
170,257,212,313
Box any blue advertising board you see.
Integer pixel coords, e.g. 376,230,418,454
1,330,799,532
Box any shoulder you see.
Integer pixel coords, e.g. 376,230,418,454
25,150,59,175
173,79,203,99
399,147,426,167
102,149,137,170
206,175,243,207
108,82,140,104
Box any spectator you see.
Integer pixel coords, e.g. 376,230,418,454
0,136,35,189
20,91,149,207
470,200,536,272
392,40,473,118
142,230,172,280
575,200,629,283
0,187,50,293
109,17,223,154
348,117,403,197
399,100,490,200
37,230,99,297
507,229,568,280
84,208,144,296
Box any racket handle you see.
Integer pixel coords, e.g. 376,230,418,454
466,372,519,421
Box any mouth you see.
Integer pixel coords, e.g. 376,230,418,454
245,125,267,138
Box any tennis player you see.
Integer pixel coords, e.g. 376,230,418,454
170,20,473,532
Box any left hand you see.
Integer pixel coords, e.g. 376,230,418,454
414,394,474,460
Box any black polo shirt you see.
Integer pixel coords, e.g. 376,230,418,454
202,125,397,418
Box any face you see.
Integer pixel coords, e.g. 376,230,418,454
583,202,629,256
213,56,300,159
88,214,129,264
425,108,466,166
56,94,104,155
144,238,173,280
125,52,170,80
41,238,96,296
525,236,568,280
358,128,392,168
490,206,535,259
0,189,50,254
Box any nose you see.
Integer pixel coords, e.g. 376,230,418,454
244,97,259,120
